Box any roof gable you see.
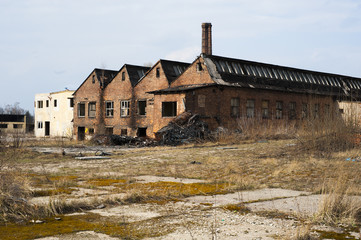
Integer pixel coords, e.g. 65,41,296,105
73,68,118,96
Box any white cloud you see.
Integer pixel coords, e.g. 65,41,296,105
164,47,200,62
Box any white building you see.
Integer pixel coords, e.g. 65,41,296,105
34,90,74,138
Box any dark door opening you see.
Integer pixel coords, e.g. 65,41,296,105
45,121,50,136
137,127,147,137
78,127,85,141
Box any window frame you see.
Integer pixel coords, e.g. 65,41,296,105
138,100,147,116
289,102,297,120
276,101,283,119
120,100,130,117
77,102,86,117
105,101,114,117
88,102,96,118
230,97,240,117
246,99,255,118
261,100,270,119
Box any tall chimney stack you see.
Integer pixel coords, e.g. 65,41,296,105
202,23,212,55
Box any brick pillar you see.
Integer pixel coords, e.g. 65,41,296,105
202,23,212,55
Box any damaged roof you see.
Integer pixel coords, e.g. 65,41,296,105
160,60,190,85
203,54,361,100
124,64,150,87
73,68,118,95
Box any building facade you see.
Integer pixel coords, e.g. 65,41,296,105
34,90,74,138
0,114,27,134
71,23,361,140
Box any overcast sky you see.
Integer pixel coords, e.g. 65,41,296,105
1,0,361,112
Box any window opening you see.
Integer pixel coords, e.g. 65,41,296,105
231,97,240,117
276,101,283,119
138,100,146,116
77,103,85,117
246,99,255,118
289,102,296,120
162,102,177,117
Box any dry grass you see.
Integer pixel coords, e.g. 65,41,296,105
316,174,361,226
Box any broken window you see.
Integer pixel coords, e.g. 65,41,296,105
46,100,49,107
78,103,85,117
162,102,177,117
122,72,125,81
276,101,283,119
121,129,128,136
313,103,320,119
246,99,255,118
0,124,8,128
121,100,130,117
88,128,94,135
37,101,43,108
54,99,57,107
156,67,160,78
13,124,23,129
138,100,146,116
302,103,308,119
196,62,203,72
69,98,74,108
88,102,96,118
37,121,43,129
231,97,240,117
289,102,296,120
262,100,269,119
198,95,206,108
92,75,95,84
106,101,114,117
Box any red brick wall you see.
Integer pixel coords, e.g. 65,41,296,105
171,57,213,87
103,68,135,135
73,71,104,139
134,61,172,137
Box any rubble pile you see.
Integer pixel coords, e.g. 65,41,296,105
155,112,210,145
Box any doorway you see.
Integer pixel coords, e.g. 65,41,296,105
78,127,85,141
45,121,50,136
137,127,147,137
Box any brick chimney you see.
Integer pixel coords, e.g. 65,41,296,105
202,23,212,55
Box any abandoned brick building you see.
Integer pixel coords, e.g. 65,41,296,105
73,23,361,140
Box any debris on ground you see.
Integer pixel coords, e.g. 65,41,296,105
155,112,210,146
91,134,157,147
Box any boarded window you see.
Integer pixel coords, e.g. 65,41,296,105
121,100,130,117
262,100,269,119
246,99,255,118
198,95,206,108
138,100,146,116
289,102,296,120
38,101,43,108
78,103,85,117
302,103,308,119
106,101,114,117
162,102,177,117
276,101,283,119
231,98,240,117
88,102,96,118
